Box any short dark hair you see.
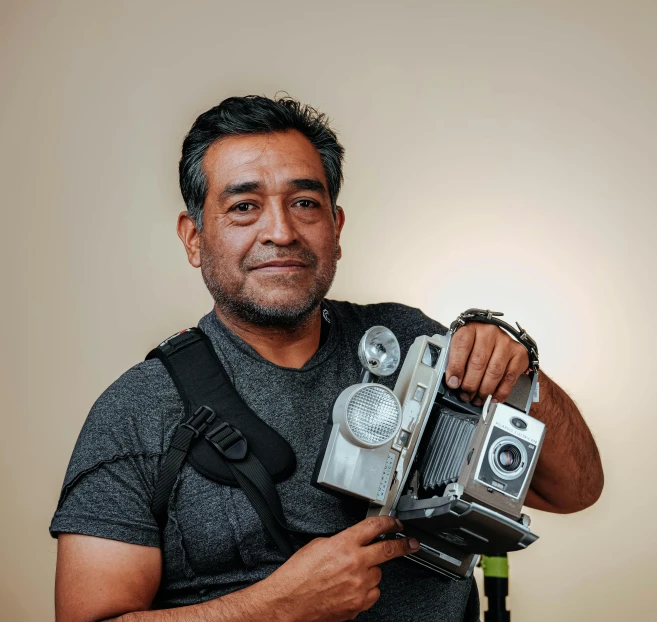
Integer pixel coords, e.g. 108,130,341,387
179,95,345,230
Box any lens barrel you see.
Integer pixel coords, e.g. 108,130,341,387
496,444,522,472
487,436,527,481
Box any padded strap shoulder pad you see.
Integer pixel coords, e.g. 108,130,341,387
147,328,296,486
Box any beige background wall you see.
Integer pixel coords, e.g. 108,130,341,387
2,1,656,620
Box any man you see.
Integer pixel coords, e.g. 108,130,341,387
51,95,604,622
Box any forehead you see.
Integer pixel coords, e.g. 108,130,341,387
202,130,327,191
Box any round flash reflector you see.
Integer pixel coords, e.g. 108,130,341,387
346,385,402,447
358,326,401,377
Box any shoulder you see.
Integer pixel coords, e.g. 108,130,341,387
86,358,183,446
61,358,183,488
87,358,181,436
326,299,447,342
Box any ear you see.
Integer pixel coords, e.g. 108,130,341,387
177,211,201,268
335,205,346,260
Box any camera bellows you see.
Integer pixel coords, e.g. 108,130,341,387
420,408,479,494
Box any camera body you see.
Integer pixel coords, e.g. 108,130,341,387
313,329,545,579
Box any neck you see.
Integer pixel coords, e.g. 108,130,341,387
214,305,322,369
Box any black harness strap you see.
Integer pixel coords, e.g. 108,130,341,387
206,422,295,557
150,405,216,527
147,328,296,556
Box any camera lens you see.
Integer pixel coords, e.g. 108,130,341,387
488,436,528,481
496,444,522,471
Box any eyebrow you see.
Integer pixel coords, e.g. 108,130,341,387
218,178,327,201
219,181,261,200
288,178,327,195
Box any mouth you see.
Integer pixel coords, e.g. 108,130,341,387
249,259,309,273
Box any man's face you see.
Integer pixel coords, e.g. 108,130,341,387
180,130,345,327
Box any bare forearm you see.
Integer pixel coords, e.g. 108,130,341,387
526,372,604,513
109,579,289,622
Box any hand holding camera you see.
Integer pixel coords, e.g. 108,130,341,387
444,321,531,407
263,516,419,622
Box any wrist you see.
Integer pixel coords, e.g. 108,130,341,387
249,574,300,622
201,576,295,622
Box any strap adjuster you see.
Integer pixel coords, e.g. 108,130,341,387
206,422,248,461
181,405,216,438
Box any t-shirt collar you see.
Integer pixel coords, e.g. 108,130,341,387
198,301,340,372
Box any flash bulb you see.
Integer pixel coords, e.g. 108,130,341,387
358,326,401,377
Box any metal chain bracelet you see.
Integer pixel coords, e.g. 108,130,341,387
449,308,540,375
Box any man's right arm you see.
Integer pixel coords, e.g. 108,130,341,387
56,516,419,622
55,534,287,622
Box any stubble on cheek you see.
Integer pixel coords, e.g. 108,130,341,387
199,237,247,310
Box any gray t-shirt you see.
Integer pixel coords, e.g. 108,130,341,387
50,300,477,620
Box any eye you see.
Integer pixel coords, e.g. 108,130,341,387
294,199,319,208
231,202,255,213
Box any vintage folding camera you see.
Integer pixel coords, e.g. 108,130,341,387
313,316,545,579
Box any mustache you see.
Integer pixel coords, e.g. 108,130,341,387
241,246,319,270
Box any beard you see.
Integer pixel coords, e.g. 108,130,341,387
200,240,339,329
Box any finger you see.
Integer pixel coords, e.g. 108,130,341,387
445,325,475,389
458,326,497,402
366,566,383,589
492,353,529,403
363,587,381,611
363,535,419,567
345,515,403,546
476,338,513,403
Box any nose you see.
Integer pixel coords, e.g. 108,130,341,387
257,202,297,247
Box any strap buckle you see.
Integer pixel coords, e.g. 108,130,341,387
181,405,216,438
206,422,249,461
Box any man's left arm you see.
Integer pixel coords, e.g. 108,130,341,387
444,322,604,514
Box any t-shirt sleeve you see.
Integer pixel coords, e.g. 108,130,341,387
49,362,179,547
49,454,162,546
